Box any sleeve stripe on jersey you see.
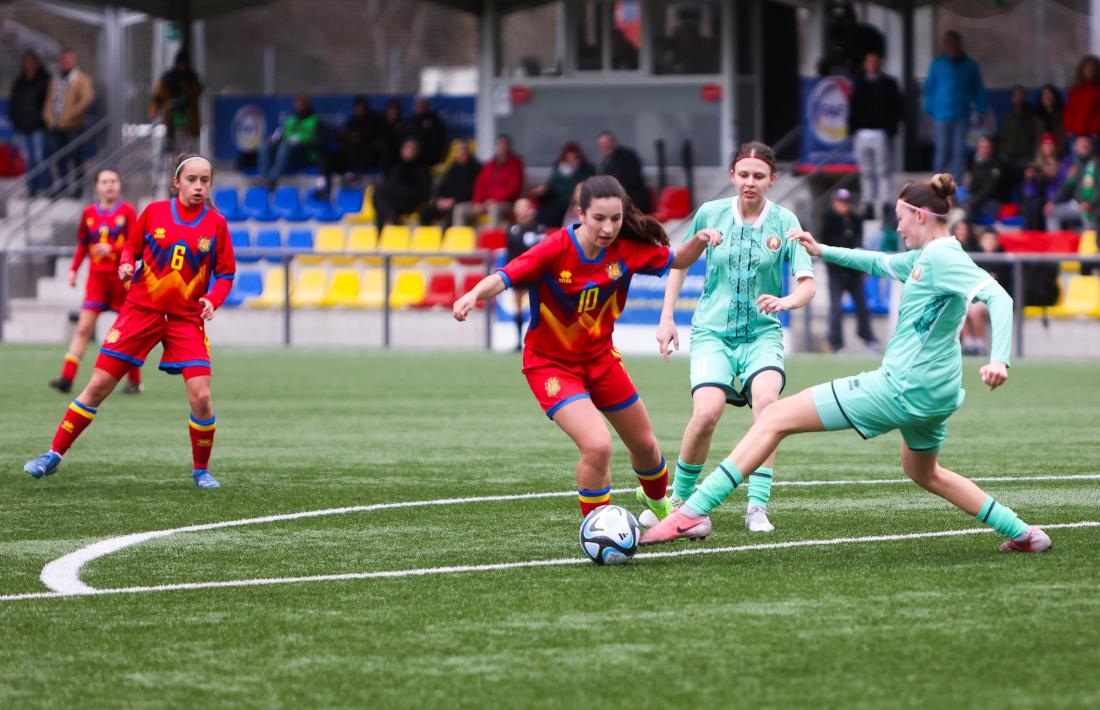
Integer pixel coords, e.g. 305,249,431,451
496,269,512,289
966,276,996,303
214,273,235,280
793,269,815,279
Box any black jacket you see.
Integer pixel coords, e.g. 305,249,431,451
435,158,481,203
600,146,650,212
8,68,50,133
380,158,432,208
847,73,902,136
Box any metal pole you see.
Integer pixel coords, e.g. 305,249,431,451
484,253,493,350
282,255,291,346
383,255,392,348
1012,259,1025,359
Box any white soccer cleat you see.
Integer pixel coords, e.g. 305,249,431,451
638,509,660,528
745,503,775,533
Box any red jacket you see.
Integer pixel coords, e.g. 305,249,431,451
473,154,524,203
1064,83,1100,137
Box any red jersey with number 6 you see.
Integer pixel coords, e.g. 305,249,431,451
120,198,236,317
497,224,672,362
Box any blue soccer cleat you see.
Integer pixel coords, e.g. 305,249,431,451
192,469,221,490
24,451,62,479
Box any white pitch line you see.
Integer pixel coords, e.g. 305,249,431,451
20,473,1100,598
2,521,1097,603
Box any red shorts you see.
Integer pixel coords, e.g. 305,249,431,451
82,272,128,313
95,302,212,380
523,348,639,419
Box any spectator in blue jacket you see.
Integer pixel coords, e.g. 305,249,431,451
923,31,988,182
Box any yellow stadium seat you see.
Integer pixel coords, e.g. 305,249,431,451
357,269,385,308
380,224,413,265
348,225,380,265
1046,275,1100,318
291,268,328,307
440,226,477,264
309,225,349,265
409,225,443,266
345,185,376,224
389,270,427,309
249,267,290,308
323,268,361,306
1080,229,1098,255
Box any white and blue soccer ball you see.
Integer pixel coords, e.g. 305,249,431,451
579,505,639,565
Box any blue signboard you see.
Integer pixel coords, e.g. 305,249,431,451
800,76,855,167
213,94,475,162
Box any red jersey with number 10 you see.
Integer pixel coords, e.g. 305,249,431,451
120,199,236,316
73,201,138,276
498,224,672,362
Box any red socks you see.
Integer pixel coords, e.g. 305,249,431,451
189,414,216,469
51,400,97,455
634,457,669,501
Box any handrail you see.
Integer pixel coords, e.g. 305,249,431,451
0,116,110,203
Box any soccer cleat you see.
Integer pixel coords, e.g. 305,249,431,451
24,451,62,479
48,377,72,394
639,508,712,546
122,381,144,395
745,503,775,533
193,469,221,490
999,526,1051,553
635,487,679,527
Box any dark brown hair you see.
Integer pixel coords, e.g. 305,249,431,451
94,168,121,183
898,173,956,220
729,141,776,173
578,175,669,246
1073,55,1100,89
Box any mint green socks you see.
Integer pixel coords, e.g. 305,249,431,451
747,466,773,507
684,458,744,516
673,459,704,501
976,495,1029,540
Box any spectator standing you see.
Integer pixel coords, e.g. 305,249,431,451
818,188,878,352
43,49,95,197
1064,55,1100,140
1034,84,1066,150
531,141,595,227
372,137,431,228
8,49,51,196
847,50,903,220
504,198,546,350
597,131,650,213
997,86,1037,171
380,99,410,170
964,136,1003,222
422,139,480,228
923,31,987,182
408,98,447,167
454,135,524,229
149,51,202,155
1045,135,1099,233
257,94,321,190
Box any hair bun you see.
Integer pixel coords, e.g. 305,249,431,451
930,173,957,199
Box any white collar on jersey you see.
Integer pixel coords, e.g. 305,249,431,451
730,197,773,228
920,235,958,254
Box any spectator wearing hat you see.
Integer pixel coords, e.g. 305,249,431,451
818,188,879,352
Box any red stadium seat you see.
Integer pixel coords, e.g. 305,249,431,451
461,272,486,309
652,186,691,222
998,230,1080,253
478,228,507,251
416,272,458,309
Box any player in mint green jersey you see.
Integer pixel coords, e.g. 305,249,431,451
643,142,816,533
642,173,1051,553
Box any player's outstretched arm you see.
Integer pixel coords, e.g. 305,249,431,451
656,267,688,360
756,275,816,314
670,228,721,270
453,273,507,322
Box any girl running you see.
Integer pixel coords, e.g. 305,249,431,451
651,141,816,532
25,154,236,490
454,175,720,519
641,173,1050,553
49,169,143,394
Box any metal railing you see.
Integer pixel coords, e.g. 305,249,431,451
0,247,497,349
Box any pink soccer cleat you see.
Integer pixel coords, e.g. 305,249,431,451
999,526,1052,553
639,508,712,546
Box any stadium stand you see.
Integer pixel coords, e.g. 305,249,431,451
243,185,277,221
389,271,427,308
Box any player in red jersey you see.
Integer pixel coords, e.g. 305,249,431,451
48,169,143,395
24,154,236,490
454,175,721,518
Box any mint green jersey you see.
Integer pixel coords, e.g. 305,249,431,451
820,237,1013,415
687,197,815,341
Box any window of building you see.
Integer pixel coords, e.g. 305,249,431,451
501,4,562,77
571,0,641,73
652,0,720,75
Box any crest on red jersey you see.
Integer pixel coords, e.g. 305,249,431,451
545,377,561,397
115,216,126,227
197,237,211,253
605,261,623,280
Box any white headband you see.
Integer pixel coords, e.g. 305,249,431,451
174,156,207,178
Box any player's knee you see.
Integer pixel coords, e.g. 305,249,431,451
753,392,779,412
690,405,723,434
188,390,213,417
581,437,614,467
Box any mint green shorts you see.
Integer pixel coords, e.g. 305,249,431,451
689,327,785,407
811,369,950,452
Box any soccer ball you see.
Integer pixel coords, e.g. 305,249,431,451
579,505,639,565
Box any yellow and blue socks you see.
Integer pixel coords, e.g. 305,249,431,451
52,399,96,455
60,352,80,383
578,485,611,517
747,466,773,507
977,495,1029,540
684,458,744,516
635,456,669,501
672,459,703,501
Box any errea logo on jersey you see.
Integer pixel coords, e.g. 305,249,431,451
154,228,167,240
558,270,572,284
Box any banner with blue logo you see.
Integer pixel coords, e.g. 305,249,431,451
799,76,854,167
213,94,475,162
0,100,14,142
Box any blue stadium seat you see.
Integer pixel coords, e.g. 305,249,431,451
214,187,245,221
255,228,283,256
223,271,264,307
972,214,996,227
287,228,314,252
1000,215,1024,227
243,186,277,221
230,226,259,264
336,187,365,216
304,191,342,222
272,186,308,222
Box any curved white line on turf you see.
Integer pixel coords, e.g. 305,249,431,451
27,473,1100,597
1,520,1095,603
